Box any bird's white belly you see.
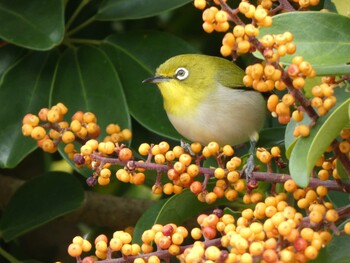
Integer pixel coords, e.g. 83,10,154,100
167,87,266,146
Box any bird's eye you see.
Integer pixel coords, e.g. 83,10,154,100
175,67,189,80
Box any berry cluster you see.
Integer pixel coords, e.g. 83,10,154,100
67,202,350,262
21,103,131,162
22,103,350,263
315,133,350,181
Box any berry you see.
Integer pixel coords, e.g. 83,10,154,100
31,126,46,140
67,243,82,257
118,148,133,161
62,131,75,144
194,0,206,10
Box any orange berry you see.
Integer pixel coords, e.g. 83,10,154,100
267,94,279,112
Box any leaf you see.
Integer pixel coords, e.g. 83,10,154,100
97,0,192,21
285,113,312,159
0,45,25,78
0,171,85,242
336,157,350,181
101,31,199,140
324,220,350,263
51,45,131,175
289,89,350,187
0,51,59,168
258,127,285,148
0,0,64,50
132,198,167,245
257,12,350,75
332,0,350,17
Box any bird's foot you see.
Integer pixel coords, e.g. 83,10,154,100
180,139,195,156
242,154,255,180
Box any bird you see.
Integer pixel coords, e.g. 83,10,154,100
143,54,266,155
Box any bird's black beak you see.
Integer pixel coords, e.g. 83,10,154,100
142,75,172,84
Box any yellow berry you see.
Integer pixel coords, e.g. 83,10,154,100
67,243,82,257
344,222,350,234
190,142,202,154
202,22,215,33
339,141,350,153
62,130,75,144
82,239,92,252
267,94,279,112
214,168,226,179
194,0,206,10
22,124,34,136
325,209,339,222
215,10,228,23
154,153,165,164
292,110,304,122
220,44,232,57
31,126,46,140
293,77,306,89
304,245,318,260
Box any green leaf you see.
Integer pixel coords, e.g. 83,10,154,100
332,0,350,17
132,198,167,244
0,51,59,168
336,157,350,181
257,12,350,75
51,45,131,175
0,0,64,50
0,45,25,78
258,127,285,148
327,190,350,208
0,171,85,242
324,220,350,263
97,0,192,21
101,31,199,140
285,113,312,159
289,89,350,187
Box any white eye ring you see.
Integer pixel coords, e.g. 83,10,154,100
175,67,189,80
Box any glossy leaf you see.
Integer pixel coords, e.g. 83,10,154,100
51,46,130,128
0,0,64,50
0,45,25,78
0,51,59,168
97,0,192,21
132,198,167,244
0,171,85,241
51,45,130,175
258,127,285,148
289,89,350,187
332,0,350,17
336,155,350,181
325,220,350,263
257,12,350,75
101,31,199,140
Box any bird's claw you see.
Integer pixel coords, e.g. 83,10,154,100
242,154,255,180
180,139,195,156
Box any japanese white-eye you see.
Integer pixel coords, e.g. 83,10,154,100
143,54,266,147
